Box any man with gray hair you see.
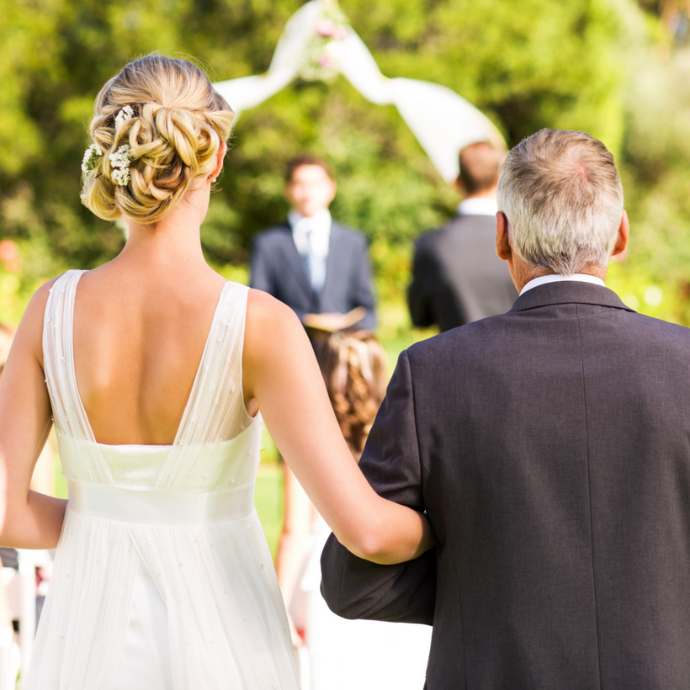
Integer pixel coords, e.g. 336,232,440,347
322,129,690,689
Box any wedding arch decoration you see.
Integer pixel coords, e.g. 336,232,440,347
214,0,505,183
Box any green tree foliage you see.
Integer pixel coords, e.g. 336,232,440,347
0,0,642,321
603,45,690,324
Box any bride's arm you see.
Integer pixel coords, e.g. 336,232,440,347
0,282,68,549
243,290,435,565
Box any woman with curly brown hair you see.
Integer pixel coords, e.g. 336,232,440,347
277,330,432,690
315,330,387,459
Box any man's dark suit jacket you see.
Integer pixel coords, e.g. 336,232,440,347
408,214,518,331
322,281,690,690
250,221,376,331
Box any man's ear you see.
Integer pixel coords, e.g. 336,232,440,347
611,210,629,257
496,211,512,262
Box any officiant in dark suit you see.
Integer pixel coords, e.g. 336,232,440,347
408,141,517,331
250,155,376,333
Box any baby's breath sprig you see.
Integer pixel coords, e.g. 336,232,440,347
81,144,103,174
114,105,134,130
109,145,132,186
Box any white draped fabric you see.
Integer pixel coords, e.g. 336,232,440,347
26,271,299,690
214,0,504,182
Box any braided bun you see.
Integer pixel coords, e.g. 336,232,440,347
81,55,235,224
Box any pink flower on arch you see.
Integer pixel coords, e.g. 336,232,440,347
332,25,347,41
316,19,335,37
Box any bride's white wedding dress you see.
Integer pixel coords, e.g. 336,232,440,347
25,270,299,690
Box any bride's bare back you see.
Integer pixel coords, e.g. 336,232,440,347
73,261,229,445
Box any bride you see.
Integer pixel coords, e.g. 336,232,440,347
0,55,434,689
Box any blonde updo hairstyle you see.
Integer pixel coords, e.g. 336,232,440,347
81,54,235,224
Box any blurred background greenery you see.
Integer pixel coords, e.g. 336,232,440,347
4,0,690,552
3,0,690,327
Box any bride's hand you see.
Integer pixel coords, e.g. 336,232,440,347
243,291,435,565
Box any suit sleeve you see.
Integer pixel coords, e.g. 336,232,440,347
352,235,377,331
320,350,436,624
249,234,274,295
407,236,437,328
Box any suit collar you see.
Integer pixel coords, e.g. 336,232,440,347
510,281,636,314
520,273,605,294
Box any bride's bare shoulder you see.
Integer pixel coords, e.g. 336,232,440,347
245,288,302,336
244,288,310,362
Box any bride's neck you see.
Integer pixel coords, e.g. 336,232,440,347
118,184,210,270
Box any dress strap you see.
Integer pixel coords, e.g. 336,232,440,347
154,282,258,491
43,270,91,442
43,270,115,484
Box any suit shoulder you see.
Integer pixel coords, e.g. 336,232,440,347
415,214,481,245
332,222,368,244
454,214,496,227
406,323,473,361
414,225,448,253
623,310,690,348
253,224,291,245
407,308,690,367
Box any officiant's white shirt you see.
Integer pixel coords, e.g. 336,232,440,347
457,198,498,217
289,209,331,292
520,273,606,295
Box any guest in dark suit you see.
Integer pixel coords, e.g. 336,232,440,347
250,155,376,332
408,141,517,331
322,129,690,689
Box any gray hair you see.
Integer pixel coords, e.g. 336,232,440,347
497,129,624,275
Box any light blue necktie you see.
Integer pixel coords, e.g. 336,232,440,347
304,226,327,293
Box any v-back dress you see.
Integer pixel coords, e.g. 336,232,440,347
25,270,299,690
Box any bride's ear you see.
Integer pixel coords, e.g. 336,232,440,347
209,141,227,182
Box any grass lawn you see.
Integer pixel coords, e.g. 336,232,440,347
254,464,284,557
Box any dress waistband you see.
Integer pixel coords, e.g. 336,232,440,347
67,479,255,526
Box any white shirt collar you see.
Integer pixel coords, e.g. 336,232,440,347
520,273,606,296
457,198,498,217
289,208,332,258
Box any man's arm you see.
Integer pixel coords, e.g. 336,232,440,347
408,236,438,328
320,350,436,624
351,235,377,331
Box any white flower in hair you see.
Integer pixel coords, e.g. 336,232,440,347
81,143,102,173
114,105,134,129
109,144,132,186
